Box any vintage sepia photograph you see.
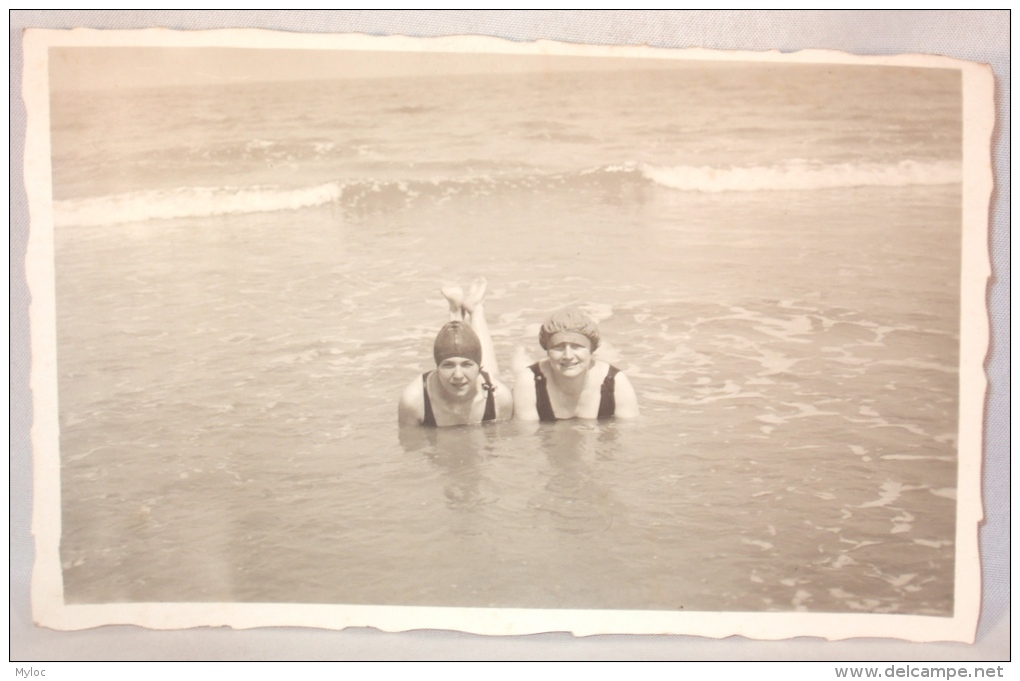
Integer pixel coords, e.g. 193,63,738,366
23,29,991,642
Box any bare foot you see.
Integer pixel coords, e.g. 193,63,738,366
440,285,465,321
462,277,488,316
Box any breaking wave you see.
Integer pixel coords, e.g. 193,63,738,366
53,159,961,227
638,159,961,192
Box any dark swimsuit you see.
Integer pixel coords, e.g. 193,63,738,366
421,370,497,427
529,362,619,422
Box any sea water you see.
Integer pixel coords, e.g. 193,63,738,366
51,63,961,613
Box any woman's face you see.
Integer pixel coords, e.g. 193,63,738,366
436,357,481,398
546,332,593,378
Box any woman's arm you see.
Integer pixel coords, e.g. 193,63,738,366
512,369,540,421
397,378,425,425
492,380,515,421
612,371,640,419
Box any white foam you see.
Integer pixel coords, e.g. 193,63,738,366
877,358,958,374
54,182,344,227
872,422,928,436
831,555,856,569
690,381,765,405
881,454,954,462
860,480,919,509
754,349,802,375
838,538,881,551
741,539,773,551
793,402,839,417
753,315,815,341
884,573,918,588
914,539,953,549
580,302,614,323
643,391,686,405
791,589,812,611
639,158,961,193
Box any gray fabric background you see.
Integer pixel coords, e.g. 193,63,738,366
9,10,1009,661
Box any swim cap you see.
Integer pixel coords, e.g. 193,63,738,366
433,321,483,365
538,307,601,351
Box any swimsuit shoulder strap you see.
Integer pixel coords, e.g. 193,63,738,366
421,371,437,427
597,365,620,420
480,370,497,422
530,362,557,422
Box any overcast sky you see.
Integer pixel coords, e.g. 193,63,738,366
48,46,709,91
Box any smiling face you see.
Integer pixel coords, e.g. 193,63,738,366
435,357,481,398
545,331,594,378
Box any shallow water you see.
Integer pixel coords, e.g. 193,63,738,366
52,61,961,614
56,183,959,614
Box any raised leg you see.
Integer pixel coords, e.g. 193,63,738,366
462,278,499,377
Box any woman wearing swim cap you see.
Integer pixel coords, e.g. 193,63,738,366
398,278,513,427
513,307,639,421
